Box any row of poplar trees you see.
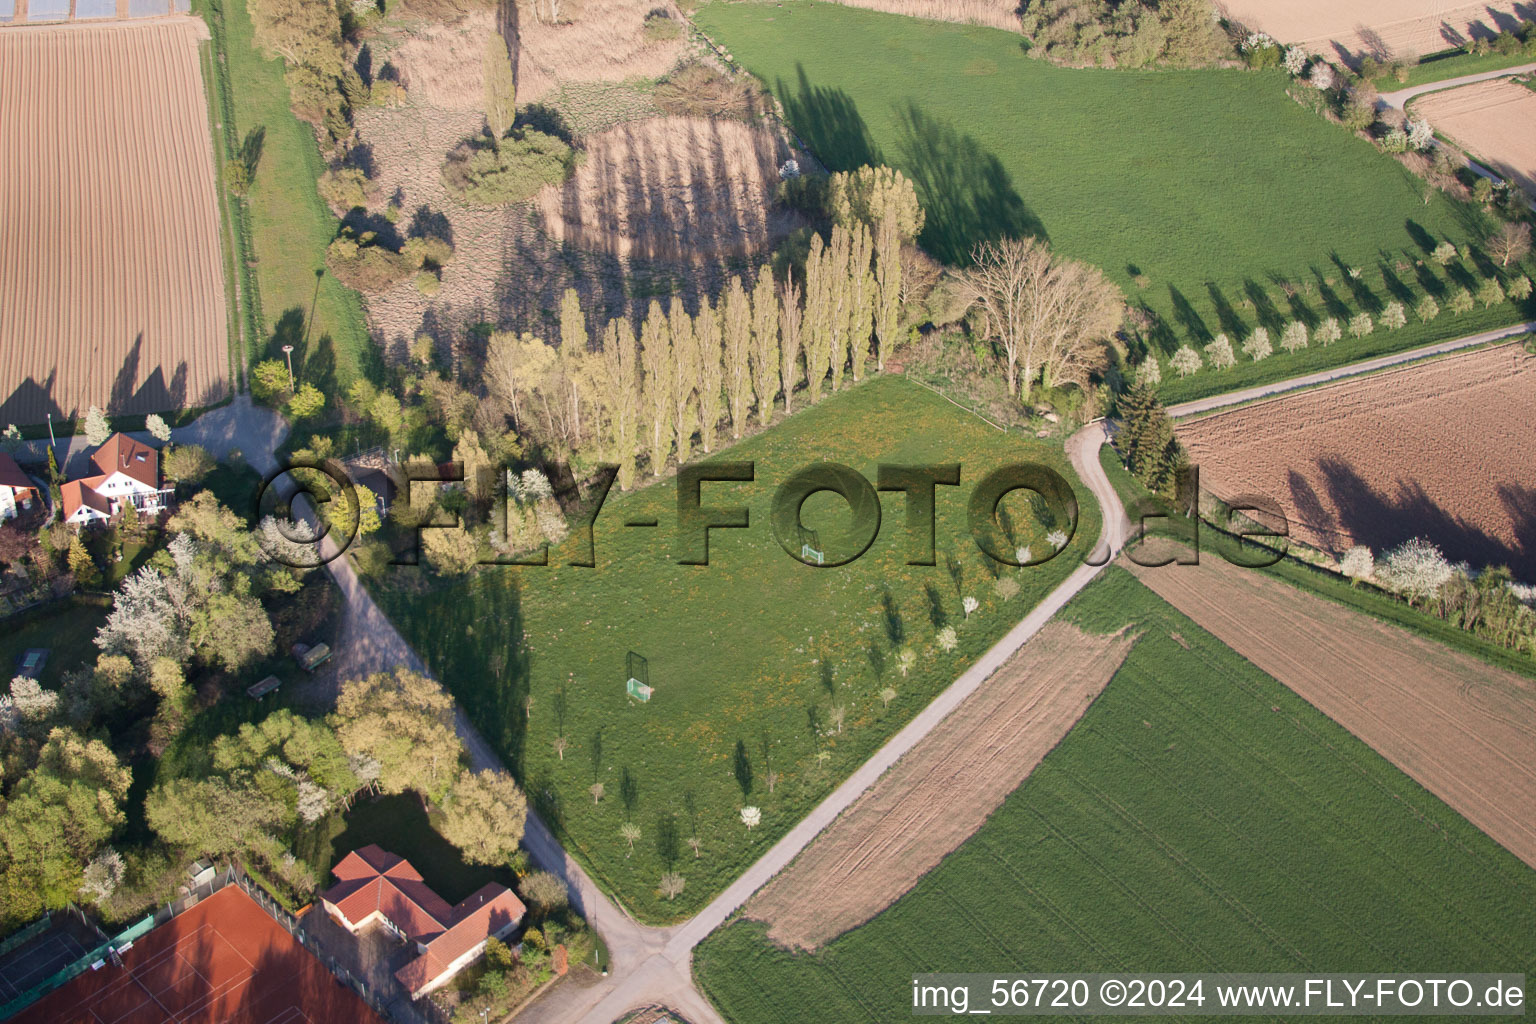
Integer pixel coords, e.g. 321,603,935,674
485,167,924,490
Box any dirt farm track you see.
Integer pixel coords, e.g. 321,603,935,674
0,18,228,425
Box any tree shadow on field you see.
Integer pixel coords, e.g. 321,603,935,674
776,64,882,171
1269,273,1319,328
1330,252,1381,313
1205,283,1246,341
1313,456,1536,579
1377,260,1417,305
1309,267,1352,320
1166,286,1210,343
407,576,531,775
895,103,1042,265
1404,219,1438,256
1242,279,1284,334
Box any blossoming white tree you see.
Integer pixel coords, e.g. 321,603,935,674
1169,345,1202,377
1339,545,1375,584
1408,118,1434,151
740,806,761,830
936,626,958,652
1315,318,1343,346
962,596,979,618
1376,538,1452,607
1381,302,1407,330
1243,327,1273,361
1205,333,1236,369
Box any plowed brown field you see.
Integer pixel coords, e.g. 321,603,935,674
1133,555,1536,869
0,18,228,425
745,621,1136,951
1416,79,1536,194
1217,0,1528,63
1177,342,1536,578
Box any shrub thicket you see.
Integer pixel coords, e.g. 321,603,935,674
441,130,576,205
326,231,453,293
1018,0,1231,68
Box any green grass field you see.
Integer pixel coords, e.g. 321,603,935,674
695,567,1536,1023
372,375,1100,921
197,0,371,391
695,2,1534,403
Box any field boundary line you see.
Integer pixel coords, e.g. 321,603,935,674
900,375,1010,433
1167,320,1535,421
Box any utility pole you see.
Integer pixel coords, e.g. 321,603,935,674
281,344,296,392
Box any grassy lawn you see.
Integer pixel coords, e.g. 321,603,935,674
1401,48,1536,88
371,375,1100,921
0,598,110,689
695,2,1534,403
199,462,266,525
695,567,1536,1023
196,0,371,392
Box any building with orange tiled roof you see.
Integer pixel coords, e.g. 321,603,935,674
319,844,526,1000
0,452,40,522
61,432,173,526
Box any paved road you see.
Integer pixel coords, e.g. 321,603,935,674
1166,321,1535,421
12,395,287,478
1377,62,1536,111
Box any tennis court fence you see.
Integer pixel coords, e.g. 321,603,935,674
0,868,447,1024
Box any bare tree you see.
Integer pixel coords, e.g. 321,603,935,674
957,238,1122,397
1489,222,1531,268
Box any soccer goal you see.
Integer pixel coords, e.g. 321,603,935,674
799,526,825,566
625,651,652,702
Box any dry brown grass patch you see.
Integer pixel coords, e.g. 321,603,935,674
653,62,770,120
534,114,797,261
515,0,688,103
390,8,497,110
824,0,1020,32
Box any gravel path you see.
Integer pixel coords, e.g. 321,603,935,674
1377,63,1536,112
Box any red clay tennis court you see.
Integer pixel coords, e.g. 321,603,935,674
9,886,385,1024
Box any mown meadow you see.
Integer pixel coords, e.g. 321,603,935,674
695,2,1535,403
694,567,1536,1023
197,0,372,391
372,375,1100,920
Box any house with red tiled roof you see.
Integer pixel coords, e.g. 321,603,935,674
319,844,526,1000
0,452,39,522
62,433,173,526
